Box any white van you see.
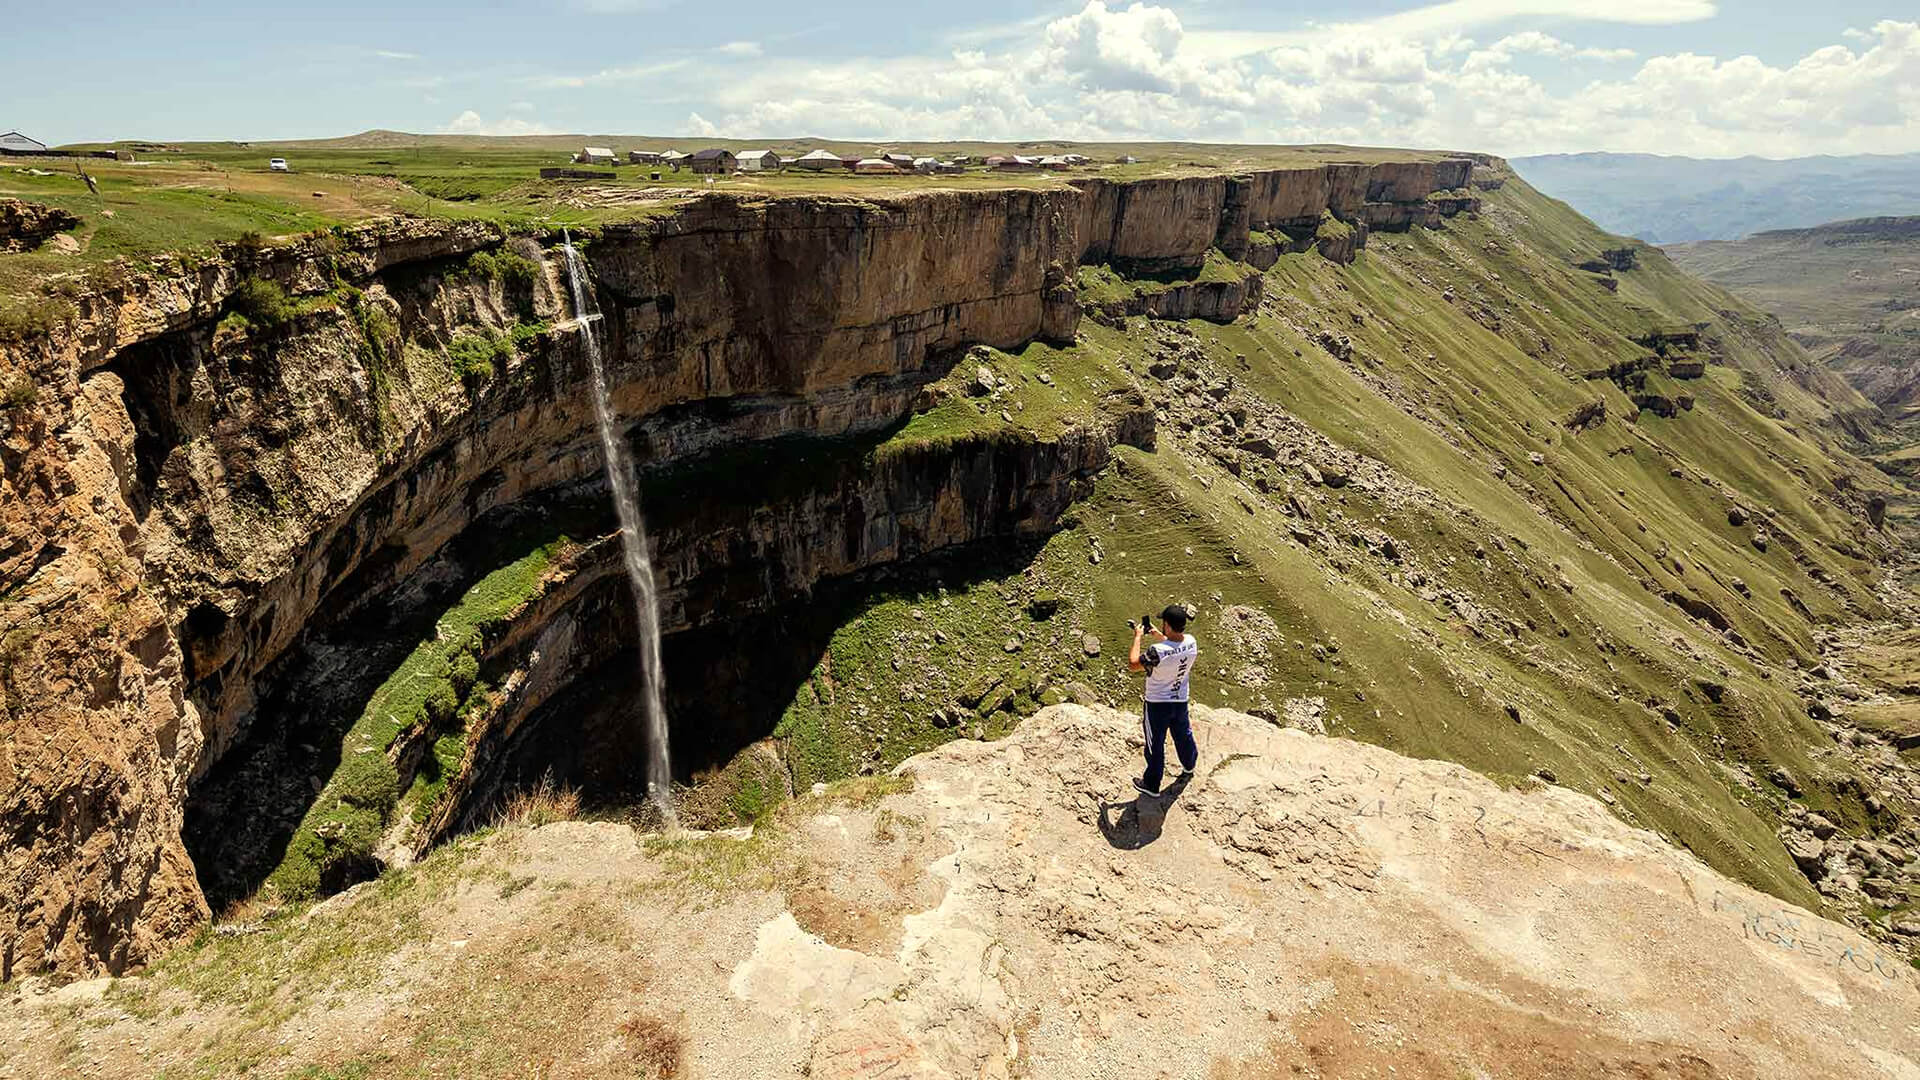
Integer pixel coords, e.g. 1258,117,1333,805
268,158,289,172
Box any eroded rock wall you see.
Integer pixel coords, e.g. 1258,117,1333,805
1072,158,1476,273
425,411,1151,846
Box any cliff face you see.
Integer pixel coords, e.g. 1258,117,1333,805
419,413,1150,849
1072,158,1475,272
0,158,1480,977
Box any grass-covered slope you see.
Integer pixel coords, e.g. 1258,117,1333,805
1668,218,1920,533
721,168,1900,913
263,536,568,902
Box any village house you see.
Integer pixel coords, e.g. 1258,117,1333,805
576,146,616,166
852,158,902,175
659,150,689,170
736,149,780,171
688,148,736,174
793,149,844,171
0,131,50,155
628,150,662,164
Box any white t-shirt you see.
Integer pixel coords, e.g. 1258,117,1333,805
1143,634,1198,703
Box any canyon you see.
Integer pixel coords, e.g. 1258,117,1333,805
2,158,1496,976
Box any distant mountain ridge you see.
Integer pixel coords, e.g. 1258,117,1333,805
1512,151,1920,244
1668,213,1920,417
1749,215,1920,243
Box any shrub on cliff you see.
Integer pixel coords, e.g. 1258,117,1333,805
0,295,75,342
468,248,541,315
469,248,539,290
449,650,480,697
449,332,508,391
2,376,40,410
424,683,461,726
229,277,294,328
231,230,269,264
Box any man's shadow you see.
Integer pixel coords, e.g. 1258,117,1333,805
1093,773,1191,850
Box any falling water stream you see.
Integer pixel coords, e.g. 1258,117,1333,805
560,230,675,823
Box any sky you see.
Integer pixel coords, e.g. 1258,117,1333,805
6,0,1920,157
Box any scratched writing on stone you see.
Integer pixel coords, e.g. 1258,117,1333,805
1307,770,1568,864
1712,892,1905,986
1290,772,1907,991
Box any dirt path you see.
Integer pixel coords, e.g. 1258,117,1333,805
5,703,1917,1078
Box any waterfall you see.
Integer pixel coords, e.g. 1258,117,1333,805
559,230,675,823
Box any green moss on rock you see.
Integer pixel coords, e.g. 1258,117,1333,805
264,538,566,902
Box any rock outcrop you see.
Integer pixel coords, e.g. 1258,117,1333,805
1081,263,1265,324
0,200,80,254
423,414,1149,850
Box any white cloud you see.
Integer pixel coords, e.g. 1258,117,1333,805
439,109,554,136
1045,1,1186,94
373,49,419,61
667,4,1920,157
686,111,720,137
521,57,695,89
717,41,763,57
1181,0,1709,61
1463,31,1635,71
1344,0,1715,38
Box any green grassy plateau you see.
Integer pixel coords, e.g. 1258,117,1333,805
0,134,1455,307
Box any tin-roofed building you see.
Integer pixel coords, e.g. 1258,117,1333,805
794,149,845,171
0,131,49,154
688,148,737,174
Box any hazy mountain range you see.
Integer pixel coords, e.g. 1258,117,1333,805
1512,152,1920,244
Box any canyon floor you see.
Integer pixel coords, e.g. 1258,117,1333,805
7,702,1916,1080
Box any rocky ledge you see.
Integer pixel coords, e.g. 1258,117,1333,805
8,702,1916,1076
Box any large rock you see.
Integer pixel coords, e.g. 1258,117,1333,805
0,198,81,253
1784,831,1827,876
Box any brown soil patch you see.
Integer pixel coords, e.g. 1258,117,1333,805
787,883,904,954
784,813,946,956
1214,961,1738,1080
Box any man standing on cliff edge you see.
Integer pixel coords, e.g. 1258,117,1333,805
1128,604,1198,797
